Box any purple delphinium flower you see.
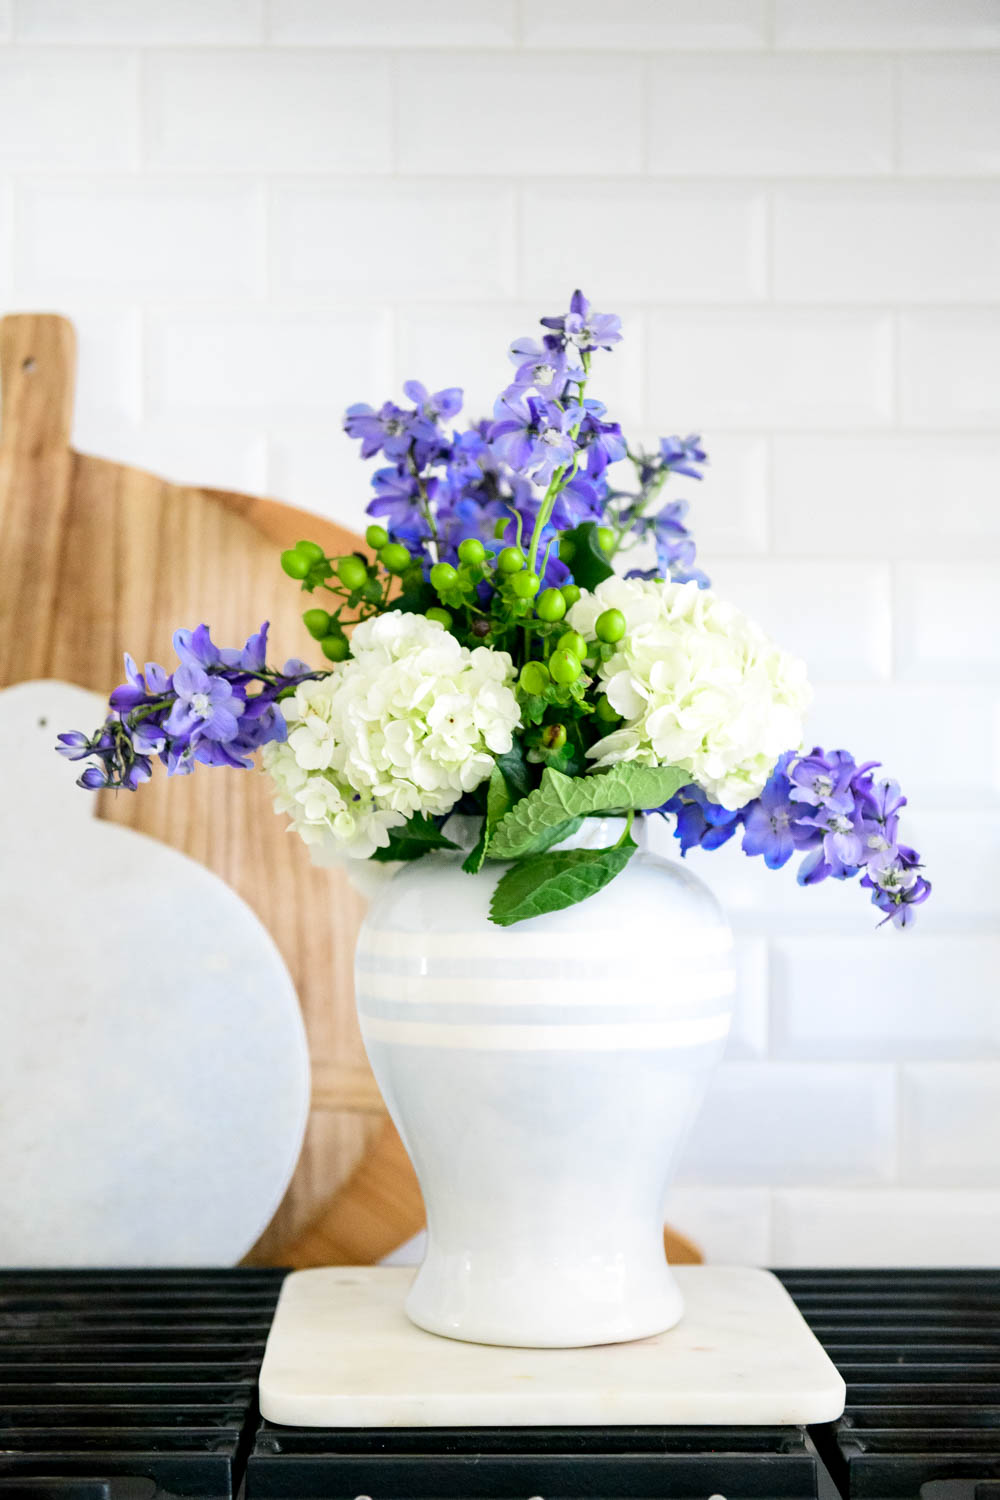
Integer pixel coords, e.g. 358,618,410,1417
488,392,579,483
366,466,432,547
659,434,708,481
60,623,317,792
343,400,420,461
654,744,930,929
508,335,576,395
541,289,622,353
402,379,463,426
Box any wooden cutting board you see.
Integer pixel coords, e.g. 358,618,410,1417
0,312,424,1265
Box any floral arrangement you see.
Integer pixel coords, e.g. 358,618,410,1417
60,292,930,929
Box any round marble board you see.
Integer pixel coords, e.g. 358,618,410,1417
0,679,310,1265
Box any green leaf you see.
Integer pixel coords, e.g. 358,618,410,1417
561,520,615,591
487,763,688,861
462,766,513,874
370,812,458,863
489,835,637,927
494,743,532,800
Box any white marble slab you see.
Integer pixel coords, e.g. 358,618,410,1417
259,1265,846,1427
0,680,311,1266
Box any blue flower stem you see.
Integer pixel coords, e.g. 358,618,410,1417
526,350,591,574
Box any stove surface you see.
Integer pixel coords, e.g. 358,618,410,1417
0,1266,997,1499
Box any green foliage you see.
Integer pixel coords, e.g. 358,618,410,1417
369,813,458,863
462,765,514,874
487,763,688,861
489,833,637,926
559,521,615,591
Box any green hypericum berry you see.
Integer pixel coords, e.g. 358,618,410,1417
595,607,626,644
597,526,616,555
556,630,587,661
281,548,311,580
549,649,582,685
558,535,576,563
519,661,550,695
471,617,492,638
303,607,331,639
542,722,567,751
426,606,453,629
337,554,369,591
596,694,621,723
378,542,411,574
458,537,487,565
430,561,458,593
511,570,540,599
365,524,389,550
535,587,566,621
296,539,325,564
560,583,581,607
320,634,350,662
497,546,525,573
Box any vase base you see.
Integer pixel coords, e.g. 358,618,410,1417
259,1265,846,1429
404,1265,684,1348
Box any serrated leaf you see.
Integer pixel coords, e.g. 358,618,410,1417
370,812,457,863
462,765,513,874
489,835,637,927
487,763,688,861
562,520,615,591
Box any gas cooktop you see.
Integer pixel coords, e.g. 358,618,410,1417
0,1266,997,1499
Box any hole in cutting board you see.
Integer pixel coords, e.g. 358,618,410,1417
21,356,37,374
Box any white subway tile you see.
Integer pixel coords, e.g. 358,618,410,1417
395,303,644,431
75,412,269,496
271,181,515,302
902,808,1000,921
706,559,892,680
775,0,1000,50
900,312,1000,430
648,57,893,177
773,1190,1000,1267
147,310,392,418
0,49,137,169
676,1063,896,1186
902,1066,1000,1186
646,311,893,430
397,54,642,176
804,683,999,800
521,183,767,305
15,180,264,300
145,50,391,172
0,0,10,39
772,938,1000,1062
896,563,1000,681
663,1188,771,1266
16,0,263,43
774,185,1000,304
523,0,767,49
0,181,11,299
606,433,769,557
901,57,1000,175
725,938,769,1060
266,0,515,45
267,424,372,531
772,436,1000,561
57,306,144,434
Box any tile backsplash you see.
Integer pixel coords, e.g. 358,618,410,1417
1,0,997,1266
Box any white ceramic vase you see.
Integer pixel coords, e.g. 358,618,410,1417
356,816,735,1349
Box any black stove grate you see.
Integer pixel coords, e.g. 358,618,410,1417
0,1267,284,1499
779,1269,1000,1500
2,1268,998,1499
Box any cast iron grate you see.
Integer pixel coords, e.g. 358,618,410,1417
0,1267,284,1499
779,1269,1000,1500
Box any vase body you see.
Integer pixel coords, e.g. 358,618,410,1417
356,817,735,1348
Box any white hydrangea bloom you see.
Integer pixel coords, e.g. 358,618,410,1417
569,575,811,810
262,613,521,860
